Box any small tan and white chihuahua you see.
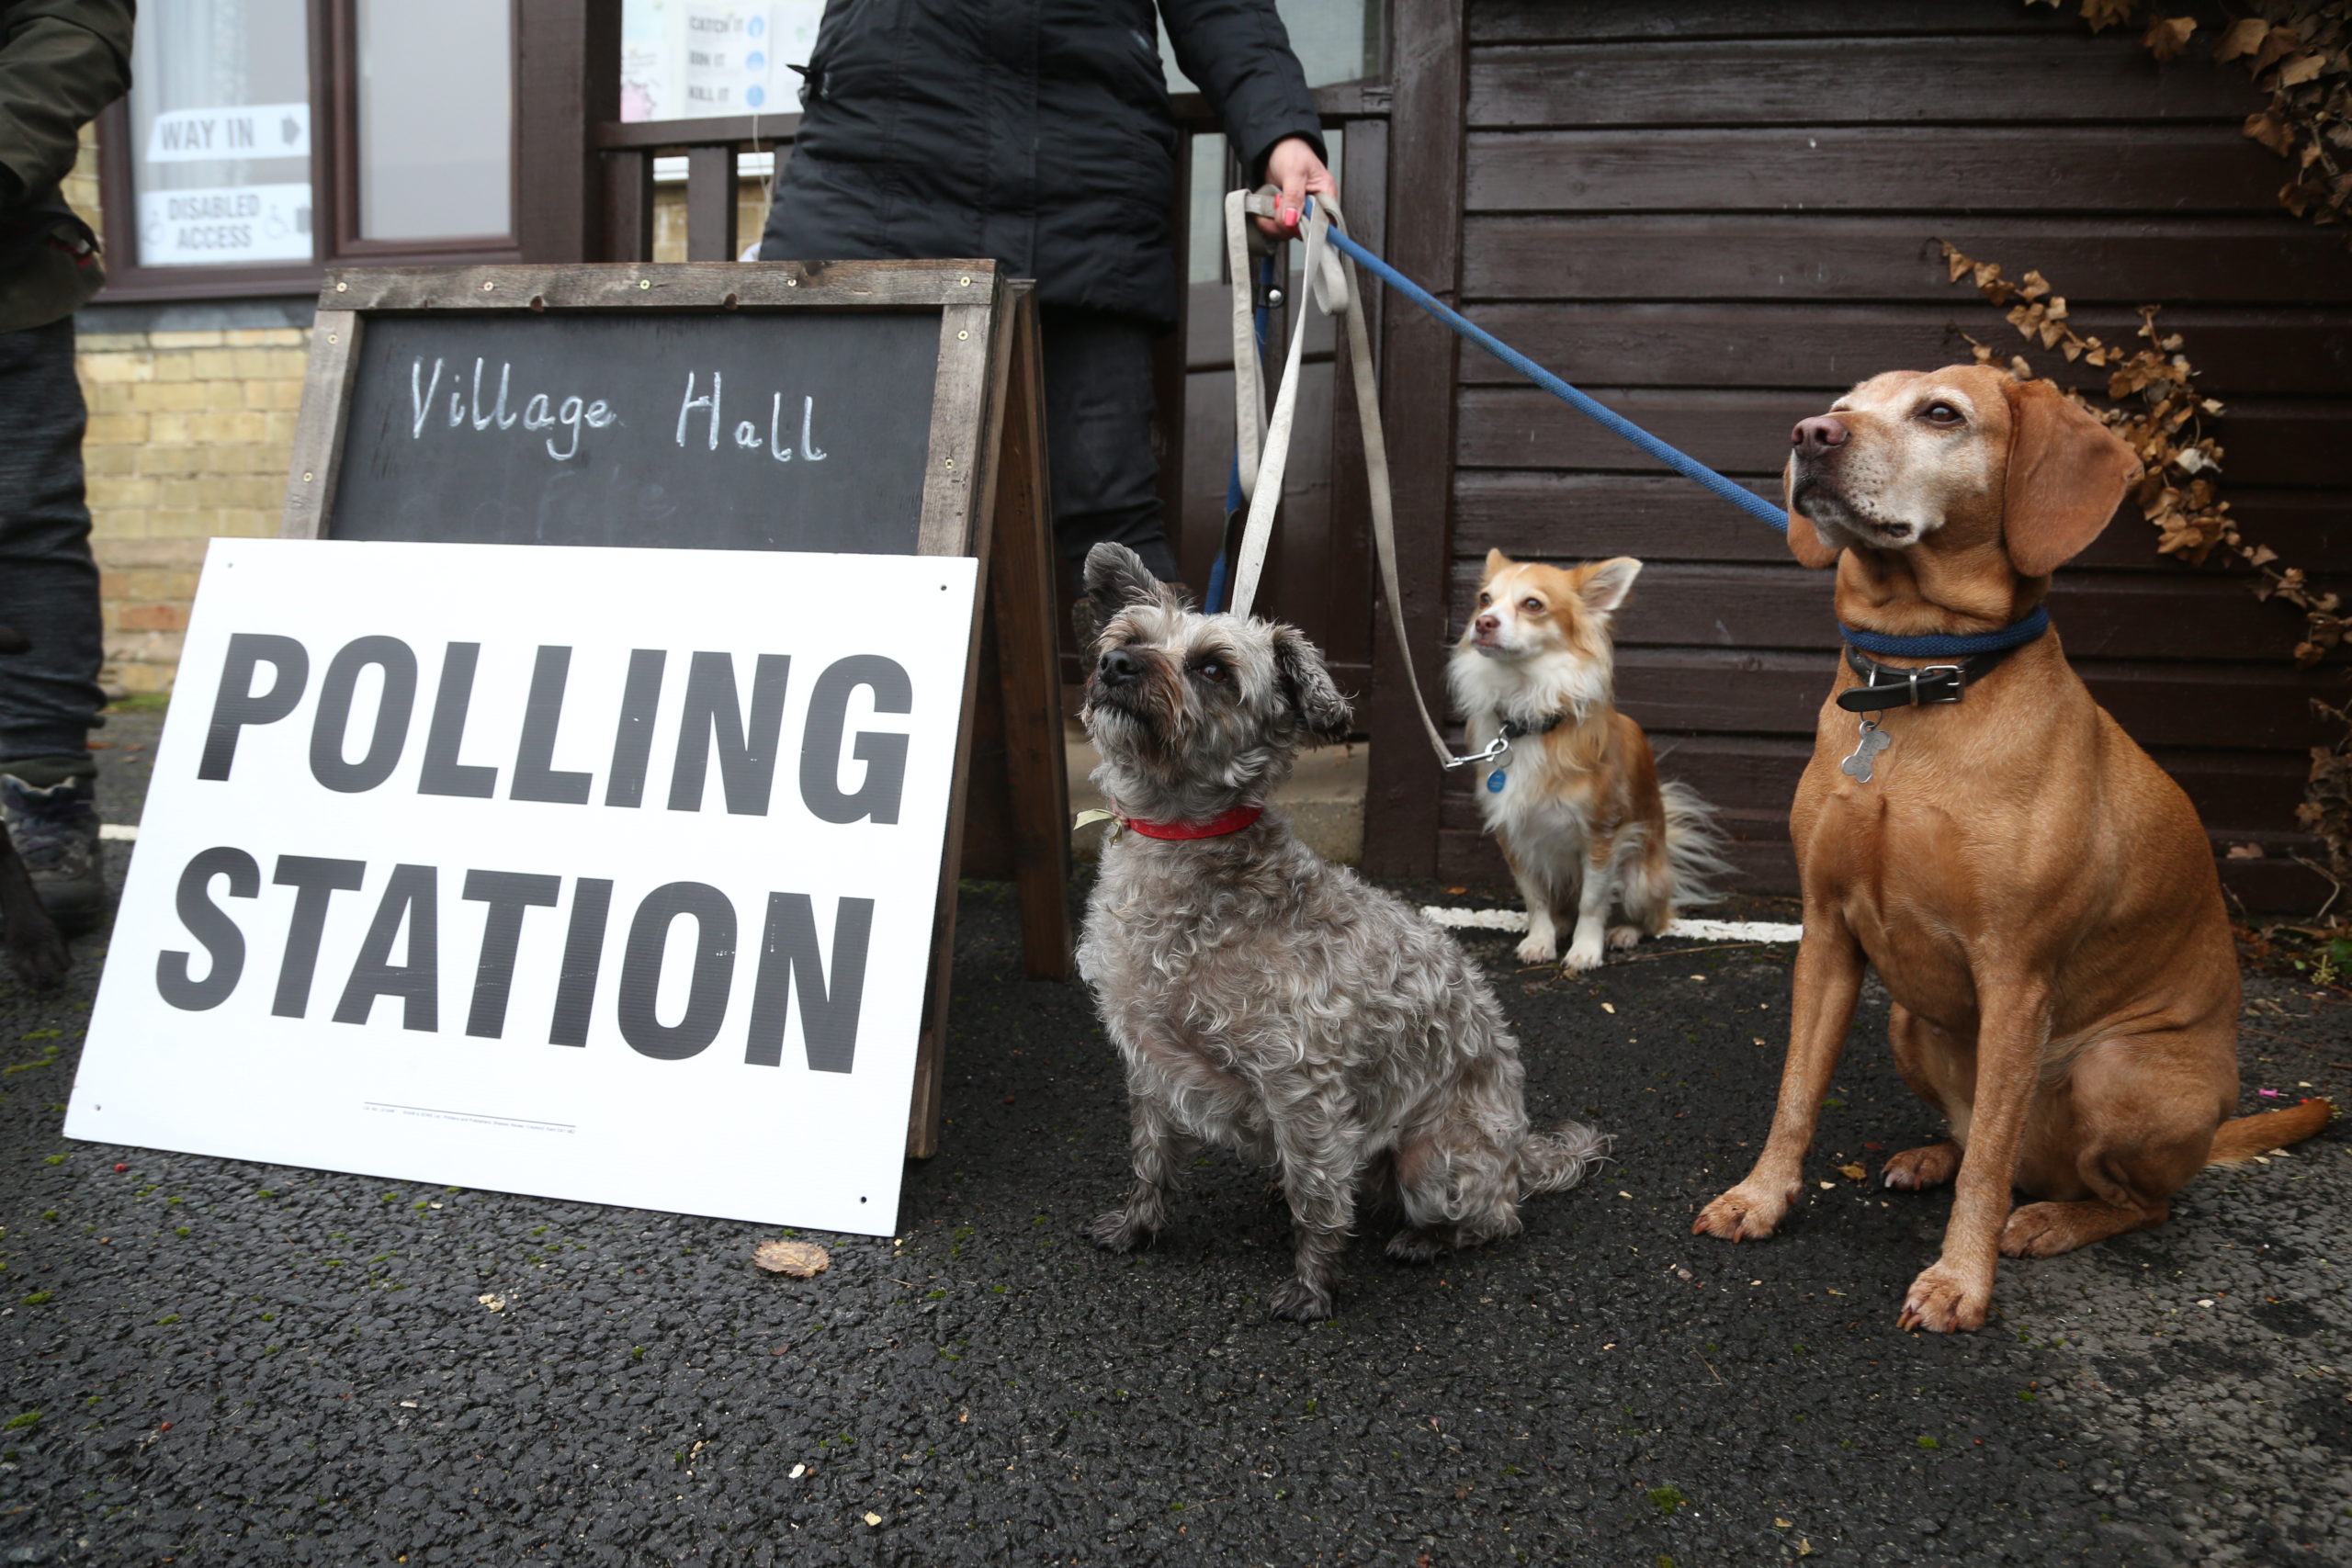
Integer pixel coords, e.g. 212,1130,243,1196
1447,549,1729,971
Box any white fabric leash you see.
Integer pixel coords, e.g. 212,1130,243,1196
1226,197,1333,621
1223,189,1498,774
1222,189,1268,502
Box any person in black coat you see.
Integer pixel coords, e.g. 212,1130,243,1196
0,0,133,934
758,0,1332,594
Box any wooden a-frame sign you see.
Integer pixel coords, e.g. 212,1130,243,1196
277,259,1070,1159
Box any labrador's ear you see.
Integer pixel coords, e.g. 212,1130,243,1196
2000,377,2140,578
1272,625,1353,742
1783,459,1844,568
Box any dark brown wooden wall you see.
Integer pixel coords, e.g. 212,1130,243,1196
1434,0,2352,908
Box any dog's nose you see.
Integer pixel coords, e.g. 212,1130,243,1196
1474,614,1498,636
1097,647,1144,686
1792,414,1849,453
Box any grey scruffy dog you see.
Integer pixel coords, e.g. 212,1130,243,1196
1076,543,1610,1322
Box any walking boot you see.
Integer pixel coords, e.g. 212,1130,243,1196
1,766,102,936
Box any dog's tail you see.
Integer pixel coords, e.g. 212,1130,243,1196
2207,1098,2335,1165
1521,1119,1611,1198
1657,779,1734,910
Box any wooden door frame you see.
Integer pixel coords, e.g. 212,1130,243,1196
1360,0,1464,879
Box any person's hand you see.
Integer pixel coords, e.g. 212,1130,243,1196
1257,137,1335,238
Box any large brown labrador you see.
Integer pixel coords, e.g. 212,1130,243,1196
1693,365,2334,1334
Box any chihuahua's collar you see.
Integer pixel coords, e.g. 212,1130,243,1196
1497,710,1569,740
1121,803,1266,840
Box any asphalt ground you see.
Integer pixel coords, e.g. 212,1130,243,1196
0,708,2346,1566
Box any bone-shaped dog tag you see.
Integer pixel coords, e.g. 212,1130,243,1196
1840,720,1890,783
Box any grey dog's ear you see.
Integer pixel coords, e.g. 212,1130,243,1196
1083,542,1165,613
1272,626,1352,742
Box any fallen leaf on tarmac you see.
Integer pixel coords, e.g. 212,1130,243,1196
1817,1180,1836,1190
1838,1163,1866,1180
1600,1002,1615,1014
476,1293,506,1312
754,1239,831,1278
1775,1517,1793,1529
1798,1539,1815,1557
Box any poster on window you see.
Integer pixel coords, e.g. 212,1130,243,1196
138,182,312,265
143,102,311,163
621,0,823,120
66,538,977,1236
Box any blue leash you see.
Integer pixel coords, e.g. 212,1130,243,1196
1319,223,1788,536
1313,211,2051,661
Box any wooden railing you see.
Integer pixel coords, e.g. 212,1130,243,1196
594,112,800,264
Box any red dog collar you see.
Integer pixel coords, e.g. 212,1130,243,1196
1122,804,1265,840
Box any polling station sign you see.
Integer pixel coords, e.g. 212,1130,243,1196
67,538,976,1235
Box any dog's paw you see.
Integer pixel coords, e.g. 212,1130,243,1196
1691,1179,1797,1242
2000,1200,2144,1258
7,932,70,989
1561,938,1605,973
1606,924,1642,952
1087,1210,1155,1253
1881,1141,1961,1191
1266,1276,1335,1322
1384,1226,1451,1265
1513,932,1557,964
1896,1263,1990,1334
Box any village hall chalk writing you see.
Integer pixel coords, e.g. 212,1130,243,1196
331,312,935,552
403,357,832,467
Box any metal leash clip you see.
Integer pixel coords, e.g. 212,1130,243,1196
1442,732,1512,771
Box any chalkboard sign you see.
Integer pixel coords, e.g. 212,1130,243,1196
278,261,1069,1159
332,311,939,552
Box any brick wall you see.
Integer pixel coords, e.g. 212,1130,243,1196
76,328,307,695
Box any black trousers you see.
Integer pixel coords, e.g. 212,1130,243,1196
0,317,103,765
1037,307,1181,585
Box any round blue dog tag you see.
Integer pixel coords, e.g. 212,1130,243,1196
1486,769,1507,794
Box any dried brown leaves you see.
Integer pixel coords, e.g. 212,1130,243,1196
1939,241,2344,668
2299,700,2352,879
2036,0,2352,229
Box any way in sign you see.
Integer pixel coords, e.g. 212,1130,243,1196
403,357,831,467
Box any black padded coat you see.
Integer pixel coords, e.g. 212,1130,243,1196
758,0,1324,330
0,0,131,332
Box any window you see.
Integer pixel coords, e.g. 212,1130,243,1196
354,0,512,242
125,0,313,269
99,0,521,299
